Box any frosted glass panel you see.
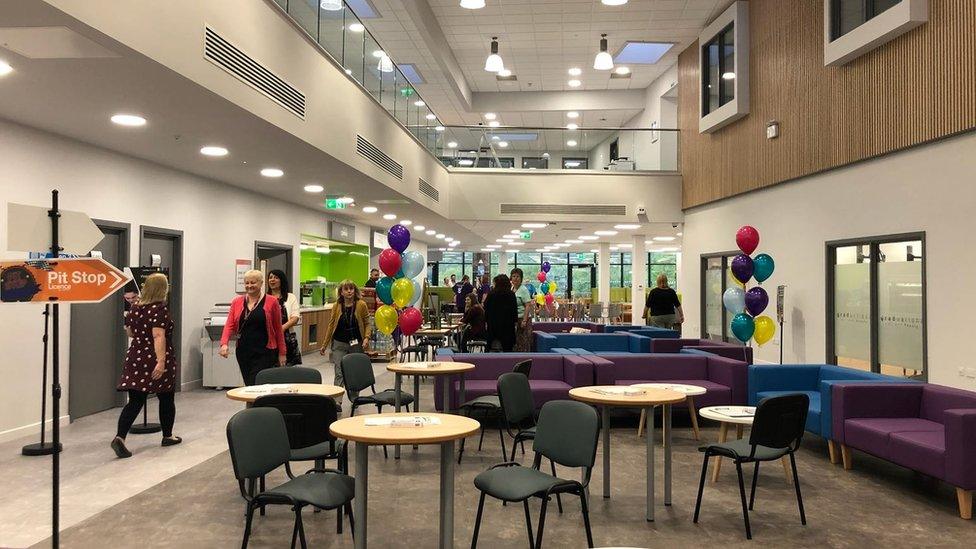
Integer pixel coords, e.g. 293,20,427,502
834,261,871,365
878,241,923,375
704,258,723,341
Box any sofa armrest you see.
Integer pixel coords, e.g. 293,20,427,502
818,378,916,440
747,365,821,405
563,355,595,387
831,383,923,444
628,333,651,353
706,356,749,405
585,355,616,385
534,331,557,353
945,408,976,490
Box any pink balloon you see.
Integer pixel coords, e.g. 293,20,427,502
544,293,554,305
536,271,547,283
379,248,402,277
398,307,423,336
736,226,760,255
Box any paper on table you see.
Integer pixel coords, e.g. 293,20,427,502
713,406,755,418
591,387,645,396
240,384,294,394
399,362,441,368
364,416,443,427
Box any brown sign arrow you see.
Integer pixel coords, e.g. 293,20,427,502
0,258,131,304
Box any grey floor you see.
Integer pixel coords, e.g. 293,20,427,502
7,354,974,548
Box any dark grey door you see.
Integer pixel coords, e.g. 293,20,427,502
255,242,292,286
140,227,183,385
69,223,128,419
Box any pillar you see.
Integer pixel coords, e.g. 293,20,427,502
631,234,646,326
497,251,509,278
598,242,611,310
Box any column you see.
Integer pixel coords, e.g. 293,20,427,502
598,242,611,310
497,251,508,278
631,234,646,326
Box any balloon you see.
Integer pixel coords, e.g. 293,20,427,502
376,276,394,305
548,280,557,295
391,277,414,308
536,271,547,283
541,261,551,273
396,267,405,279
544,293,554,305
753,315,776,346
375,305,399,335
753,253,775,283
540,281,550,294
728,267,745,288
722,287,745,314
736,225,760,255
398,307,423,336
408,279,423,307
526,283,536,297
730,254,754,285
535,294,545,305
378,248,402,277
730,313,755,343
387,225,411,253
745,286,769,316
400,251,425,279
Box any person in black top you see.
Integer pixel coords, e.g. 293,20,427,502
364,268,380,288
484,274,518,352
643,273,684,330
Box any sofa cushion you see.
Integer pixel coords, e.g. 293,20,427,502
919,384,976,424
844,417,943,460
757,390,821,434
617,379,732,408
888,429,946,479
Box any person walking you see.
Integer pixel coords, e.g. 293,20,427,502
220,270,286,385
484,274,518,352
320,279,371,392
643,273,684,329
267,269,302,366
111,273,180,458
510,268,535,351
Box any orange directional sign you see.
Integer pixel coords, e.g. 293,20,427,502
0,258,131,304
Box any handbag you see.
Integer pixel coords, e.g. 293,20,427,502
285,330,302,365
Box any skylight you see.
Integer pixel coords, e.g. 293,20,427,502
613,41,674,64
397,64,426,85
345,0,379,19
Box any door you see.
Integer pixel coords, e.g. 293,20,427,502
140,227,183,385
69,221,129,419
255,241,293,285
701,255,726,342
569,264,594,301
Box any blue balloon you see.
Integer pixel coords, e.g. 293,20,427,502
526,283,536,297
730,313,755,343
376,276,395,305
753,253,775,283
540,281,550,294
408,279,423,307
400,251,425,279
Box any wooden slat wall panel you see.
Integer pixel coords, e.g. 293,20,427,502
679,0,976,209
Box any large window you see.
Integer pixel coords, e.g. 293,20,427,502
648,252,678,290
562,157,588,170
522,157,549,169
824,0,927,66
701,24,734,116
697,1,749,133
831,0,901,40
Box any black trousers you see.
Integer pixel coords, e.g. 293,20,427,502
117,391,175,438
237,347,278,386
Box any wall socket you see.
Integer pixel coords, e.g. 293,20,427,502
766,120,779,139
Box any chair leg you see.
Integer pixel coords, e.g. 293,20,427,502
749,461,760,510
579,490,594,548
957,488,973,519
383,445,388,459
535,495,550,549
345,502,355,538
471,492,486,549
693,451,709,523
827,440,839,464
549,460,563,514
336,504,342,534
259,476,266,516
477,409,487,451
520,439,526,455
735,461,752,540
522,500,535,548
295,507,307,549
790,453,806,525
458,435,466,465
241,501,255,549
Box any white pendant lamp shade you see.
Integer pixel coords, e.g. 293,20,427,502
593,33,614,70
484,37,504,73
460,0,486,8
320,0,343,11
377,55,394,73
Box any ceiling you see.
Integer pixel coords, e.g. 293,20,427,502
454,220,683,253
360,0,727,126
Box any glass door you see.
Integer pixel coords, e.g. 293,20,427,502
569,264,595,301
702,255,727,342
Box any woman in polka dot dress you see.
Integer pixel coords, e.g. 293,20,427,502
111,273,180,458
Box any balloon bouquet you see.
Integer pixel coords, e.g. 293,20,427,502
723,226,776,346
373,224,426,339
534,261,558,316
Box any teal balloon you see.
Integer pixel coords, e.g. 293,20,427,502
753,253,775,283
540,282,550,294
376,276,395,305
730,313,755,343
400,251,425,279
395,267,405,279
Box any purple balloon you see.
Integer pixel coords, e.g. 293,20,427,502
541,261,551,273
730,254,754,284
745,286,769,316
387,225,411,253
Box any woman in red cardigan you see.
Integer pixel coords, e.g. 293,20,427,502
220,270,286,385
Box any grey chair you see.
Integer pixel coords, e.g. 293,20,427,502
340,353,414,459
693,393,809,540
226,407,354,549
255,366,322,385
457,360,532,464
471,400,599,549
252,394,347,475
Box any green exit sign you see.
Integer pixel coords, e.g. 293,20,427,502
325,198,346,210
520,231,532,240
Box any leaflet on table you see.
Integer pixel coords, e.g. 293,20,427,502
240,384,295,394
399,362,442,369
591,387,645,396
713,406,755,418
364,416,443,427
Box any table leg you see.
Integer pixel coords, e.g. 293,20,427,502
439,440,456,549
646,405,654,521
354,443,368,549
637,409,646,438
443,375,451,414
711,422,729,483
602,406,611,499
395,374,402,460
664,403,672,507
458,375,465,415
413,375,420,413
687,396,700,441
736,424,744,439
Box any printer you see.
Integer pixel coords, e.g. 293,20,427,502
202,303,244,388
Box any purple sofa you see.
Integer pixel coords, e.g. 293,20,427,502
587,353,748,408
434,353,594,411
531,321,605,333
832,383,976,518
651,338,754,364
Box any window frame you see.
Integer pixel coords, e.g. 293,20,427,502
521,156,549,169
697,1,749,134
823,0,928,66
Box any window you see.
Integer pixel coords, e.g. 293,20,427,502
562,157,588,169
824,0,928,66
697,1,749,133
701,24,734,116
522,157,549,169
831,0,902,40
476,157,515,168
699,252,747,344
648,252,678,291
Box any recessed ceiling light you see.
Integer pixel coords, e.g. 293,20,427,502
497,68,512,77
321,0,343,10
348,22,365,32
614,224,641,230
415,225,426,231
400,220,413,226
337,196,354,204
566,239,583,244
435,125,445,131
425,229,436,235
458,159,474,166
486,244,501,249
260,168,284,177
484,112,497,120
372,50,386,58
0,59,13,76
495,238,512,243
677,232,683,236
601,0,628,5
522,223,547,228
594,230,618,236
414,100,425,107
509,242,524,246
362,206,378,213
436,233,446,239
488,120,500,128
653,236,676,241
498,141,508,147
609,246,619,251
615,66,631,75
536,248,549,252
425,113,437,120
491,135,500,140
482,248,494,252
567,123,578,131
445,237,454,242
567,111,579,119
449,241,460,247
304,184,324,193
568,67,582,76
568,79,582,88
460,0,486,9
660,247,679,252
447,141,458,148
110,114,146,127
345,69,352,75
579,235,598,240
383,213,397,220
590,249,599,253
510,229,522,234
200,146,228,157
567,140,578,147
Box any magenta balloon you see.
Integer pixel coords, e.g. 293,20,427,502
744,286,769,316
387,225,411,253
730,254,754,284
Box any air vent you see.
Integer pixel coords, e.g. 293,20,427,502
204,27,306,119
356,135,403,180
500,204,627,216
418,178,440,202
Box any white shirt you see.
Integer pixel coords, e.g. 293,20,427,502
283,293,300,321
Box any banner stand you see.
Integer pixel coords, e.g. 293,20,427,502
21,305,63,456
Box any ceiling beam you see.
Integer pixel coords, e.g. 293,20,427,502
471,89,647,113
399,0,473,111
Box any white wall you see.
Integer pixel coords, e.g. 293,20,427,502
679,130,976,390
0,119,370,442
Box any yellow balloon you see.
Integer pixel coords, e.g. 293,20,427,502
753,315,776,346
535,294,545,305
729,267,745,288
391,278,414,308
375,305,399,335
548,280,557,295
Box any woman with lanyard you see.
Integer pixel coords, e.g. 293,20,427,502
320,279,371,396
220,270,286,385
267,269,302,366
510,268,535,351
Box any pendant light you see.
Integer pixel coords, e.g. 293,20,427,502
460,0,486,8
320,0,343,11
593,33,614,71
377,54,394,73
484,36,504,73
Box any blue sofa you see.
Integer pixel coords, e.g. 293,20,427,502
748,364,917,461
534,331,651,353
603,325,681,339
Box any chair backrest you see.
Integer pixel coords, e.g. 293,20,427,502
750,393,809,451
497,372,535,427
226,408,290,480
340,353,376,393
255,366,322,385
533,400,600,469
252,393,338,450
512,359,532,378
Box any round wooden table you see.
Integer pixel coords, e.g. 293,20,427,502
330,412,480,549
698,406,792,483
225,383,345,404
632,383,708,440
569,386,686,522
387,361,476,459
